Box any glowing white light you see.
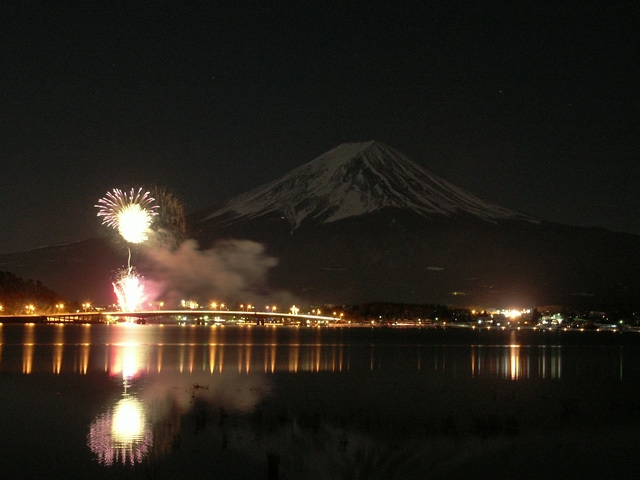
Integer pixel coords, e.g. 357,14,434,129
96,188,158,244
112,397,145,441
117,204,153,243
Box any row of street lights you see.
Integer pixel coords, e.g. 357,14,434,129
215,302,280,313
0,303,62,315
4,298,343,317
0,300,344,318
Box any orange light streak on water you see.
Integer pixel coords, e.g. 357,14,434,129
510,344,521,380
52,344,63,374
79,324,91,374
219,346,225,373
208,327,217,373
188,343,195,374
287,327,299,372
156,344,163,373
22,324,34,374
209,343,216,373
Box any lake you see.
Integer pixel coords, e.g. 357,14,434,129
1,323,640,479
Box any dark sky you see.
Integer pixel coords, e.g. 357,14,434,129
1,1,638,253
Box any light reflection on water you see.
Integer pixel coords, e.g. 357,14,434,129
88,394,152,466
1,323,638,379
468,343,562,380
22,323,34,374
2,323,640,477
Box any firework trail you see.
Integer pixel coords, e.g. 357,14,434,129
96,188,158,244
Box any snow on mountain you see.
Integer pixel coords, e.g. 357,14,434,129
205,141,536,228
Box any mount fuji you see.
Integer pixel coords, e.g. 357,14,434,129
194,141,640,309
204,141,535,229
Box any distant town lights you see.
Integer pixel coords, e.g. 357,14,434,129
181,299,199,309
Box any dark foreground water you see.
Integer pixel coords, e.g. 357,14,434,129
2,323,640,479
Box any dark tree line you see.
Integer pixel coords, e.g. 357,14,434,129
0,271,64,315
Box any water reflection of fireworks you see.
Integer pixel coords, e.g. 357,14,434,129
88,396,153,466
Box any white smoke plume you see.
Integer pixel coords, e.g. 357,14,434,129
141,238,294,308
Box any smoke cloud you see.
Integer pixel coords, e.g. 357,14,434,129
141,238,293,308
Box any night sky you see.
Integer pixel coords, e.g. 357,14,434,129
1,1,638,253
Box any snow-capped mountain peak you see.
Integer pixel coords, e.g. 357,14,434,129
205,141,535,227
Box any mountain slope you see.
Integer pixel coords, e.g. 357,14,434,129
196,201,640,309
193,141,639,308
205,141,536,228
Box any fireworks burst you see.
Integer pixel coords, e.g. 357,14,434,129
113,267,146,313
96,188,159,244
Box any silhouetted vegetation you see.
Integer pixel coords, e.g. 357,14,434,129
0,271,64,314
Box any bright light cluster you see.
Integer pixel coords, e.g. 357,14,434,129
88,396,152,466
113,268,145,313
181,299,199,309
96,188,158,244
111,397,145,442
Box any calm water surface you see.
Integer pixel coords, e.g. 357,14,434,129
2,324,640,479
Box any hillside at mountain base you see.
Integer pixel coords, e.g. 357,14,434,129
195,206,640,309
